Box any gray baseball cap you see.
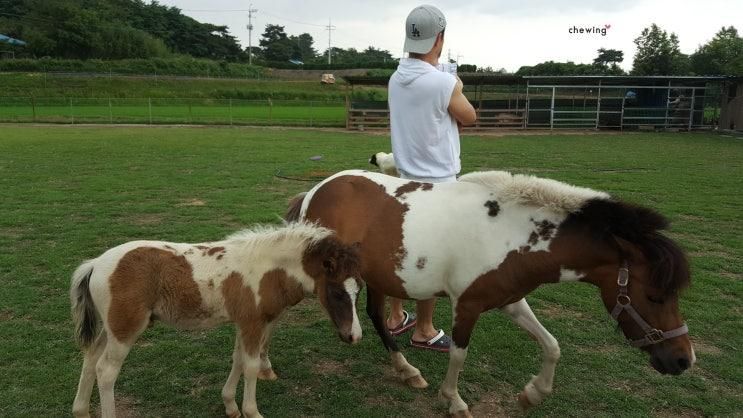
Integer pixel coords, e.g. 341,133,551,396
403,5,447,54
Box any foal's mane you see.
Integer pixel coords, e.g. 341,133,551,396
226,221,332,250
564,199,691,295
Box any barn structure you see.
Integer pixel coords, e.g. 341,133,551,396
720,76,743,131
344,74,741,132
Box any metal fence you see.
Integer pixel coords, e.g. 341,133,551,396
0,97,346,127
524,83,722,130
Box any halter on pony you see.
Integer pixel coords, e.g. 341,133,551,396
611,261,689,347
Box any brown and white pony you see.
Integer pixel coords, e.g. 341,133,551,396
70,222,362,418
286,169,694,417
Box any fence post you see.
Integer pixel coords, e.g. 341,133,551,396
525,82,530,129
229,98,233,126
310,101,314,127
188,101,192,124
595,81,602,130
550,87,555,131
148,98,152,125
109,98,113,124
70,98,74,125
687,88,696,131
268,98,273,122
31,97,36,122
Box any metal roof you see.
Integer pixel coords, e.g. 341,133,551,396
344,74,734,86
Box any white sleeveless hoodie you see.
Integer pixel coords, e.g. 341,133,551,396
388,58,460,179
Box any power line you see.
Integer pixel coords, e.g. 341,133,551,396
260,11,327,28
247,5,258,65
325,19,336,64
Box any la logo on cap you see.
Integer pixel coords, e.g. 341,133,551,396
411,24,421,37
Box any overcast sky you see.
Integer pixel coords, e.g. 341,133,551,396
158,0,742,72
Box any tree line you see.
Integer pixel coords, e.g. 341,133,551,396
1,1,741,76
516,24,742,76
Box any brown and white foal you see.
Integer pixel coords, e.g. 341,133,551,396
70,222,362,418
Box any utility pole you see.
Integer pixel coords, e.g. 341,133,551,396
326,18,336,64
247,5,258,65
456,53,463,65
447,49,451,63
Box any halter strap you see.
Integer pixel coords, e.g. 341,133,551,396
610,261,688,348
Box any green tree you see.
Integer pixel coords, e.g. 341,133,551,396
690,26,743,75
288,33,316,62
592,48,625,74
632,24,689,75
516,61,596,76
0,0,246,60
259,24,294,62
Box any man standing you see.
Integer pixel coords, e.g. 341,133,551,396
386,5,477,352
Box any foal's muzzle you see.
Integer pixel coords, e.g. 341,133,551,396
338,331,361,345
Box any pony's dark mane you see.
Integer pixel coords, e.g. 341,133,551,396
564,198,690,294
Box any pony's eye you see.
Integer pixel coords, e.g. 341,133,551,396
647,295,665,304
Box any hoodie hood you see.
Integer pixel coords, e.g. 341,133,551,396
392,58,438,86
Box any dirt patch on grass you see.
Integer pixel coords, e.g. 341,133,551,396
408,392,446,417
720,271,742,281
575,344,621,355
93,395,140,418
176,198,207,206
128,213,164,226
535,302,586,319
0,309,15,320
311,359,347,376
282,299,325,326
470,382,522,418
676,214,707,222
470,392,512,418
690,338,722,356
652,407,704,417
0,226,26,239
688,250,736,260
363,395,395,407
306,170,336,178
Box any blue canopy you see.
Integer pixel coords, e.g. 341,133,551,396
0,34,27,46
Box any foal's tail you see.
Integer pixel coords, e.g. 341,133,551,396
284,192,307,222
70,260,100,349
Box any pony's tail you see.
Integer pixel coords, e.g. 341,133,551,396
284,192,307,222
70,260,100,349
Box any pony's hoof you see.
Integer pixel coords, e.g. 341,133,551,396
225,410,241,418
405,374,429,389
257,368,278,381
517,391,534,410
450,409,473,418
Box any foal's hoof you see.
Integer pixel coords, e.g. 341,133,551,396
225,410,241,418
257,368,278,381
405,374,429,389
517,391,534,410
450,409,473,418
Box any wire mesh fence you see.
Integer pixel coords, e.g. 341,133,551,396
0,97,347,127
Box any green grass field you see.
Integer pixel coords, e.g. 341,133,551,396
0,73,352,100
1,126,741,417
0,99,346,127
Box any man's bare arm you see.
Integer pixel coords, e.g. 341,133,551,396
448,77,477,125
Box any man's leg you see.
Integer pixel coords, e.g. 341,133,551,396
386,297,407,329
412,299,439,341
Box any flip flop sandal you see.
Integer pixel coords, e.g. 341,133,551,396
388,310,417,336
410,329,451,352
